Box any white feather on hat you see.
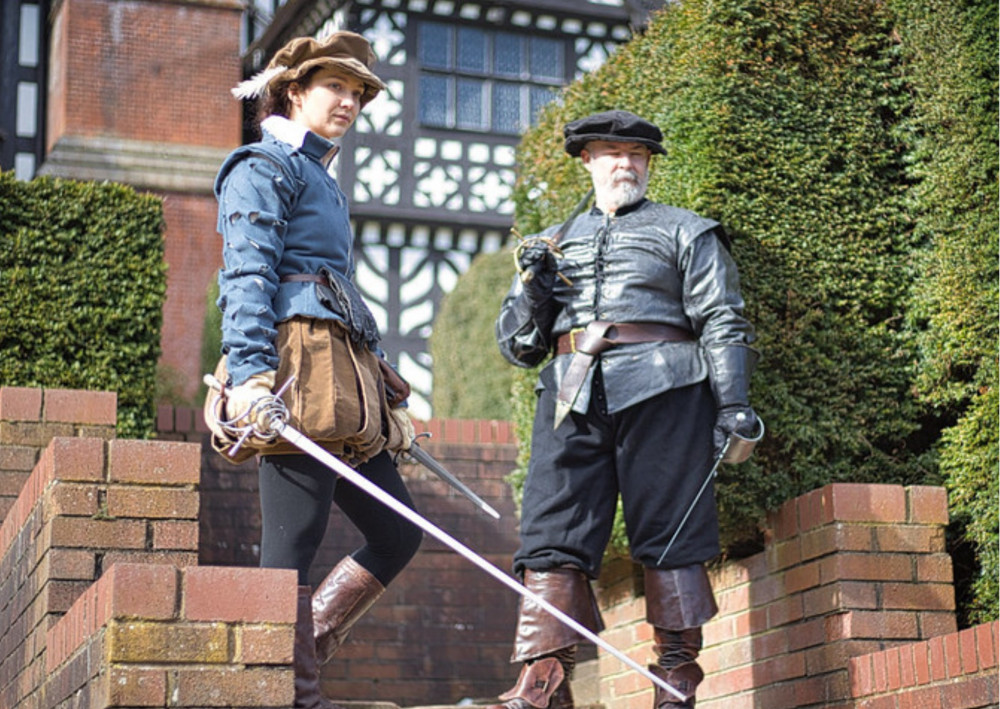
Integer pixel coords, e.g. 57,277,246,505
231,66,289,100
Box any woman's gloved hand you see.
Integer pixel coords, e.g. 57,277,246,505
226,370,277,428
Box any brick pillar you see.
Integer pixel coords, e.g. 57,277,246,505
0,387,205,707
585,483,957,709
40,0,244,402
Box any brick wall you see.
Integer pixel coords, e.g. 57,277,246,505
4,390,996,708
47,0,242,149
582,483,997,709
0,386,299,708
158,404,525,705
44,0,243,404
849,620,998,709
45,564,298,708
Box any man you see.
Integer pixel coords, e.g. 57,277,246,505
491,110,760,709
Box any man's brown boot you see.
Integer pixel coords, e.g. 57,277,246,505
486,646,576,709
294,586,342,709
486,567,603,709
311,556,385,665
648,628,704,708
643,565,717,709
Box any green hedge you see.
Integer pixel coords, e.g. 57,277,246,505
0,173,166,438
431,0,997,622
896,0,999,624
429,249,518,420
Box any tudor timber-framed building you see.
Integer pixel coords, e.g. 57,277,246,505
1,0,663,418
239,0,664,417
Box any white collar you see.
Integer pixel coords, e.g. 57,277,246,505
261,115,340,169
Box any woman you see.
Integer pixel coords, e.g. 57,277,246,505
204,32,422,709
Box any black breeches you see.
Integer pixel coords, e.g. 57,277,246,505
258,450,422,586
514,375,720,578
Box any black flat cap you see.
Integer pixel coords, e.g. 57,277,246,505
564,110,667,157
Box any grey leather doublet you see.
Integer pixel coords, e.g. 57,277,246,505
496,199,756,415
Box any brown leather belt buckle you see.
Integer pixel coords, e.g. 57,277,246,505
568,327,586,354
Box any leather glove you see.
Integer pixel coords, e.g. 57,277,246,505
226,370,277,429
713,404,760,458
517,242,558,304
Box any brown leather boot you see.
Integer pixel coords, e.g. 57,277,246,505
644,566,717,709
486,567,603,709
311,556,385,665
294,586,342,709
648,628,704,708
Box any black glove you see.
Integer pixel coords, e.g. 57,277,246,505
517,242,558,304
713,405,760,458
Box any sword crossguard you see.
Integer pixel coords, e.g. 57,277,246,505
203,374,296,456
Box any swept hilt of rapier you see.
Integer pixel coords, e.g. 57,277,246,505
203,373,296,457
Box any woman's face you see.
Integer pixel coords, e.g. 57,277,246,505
287,68,365,140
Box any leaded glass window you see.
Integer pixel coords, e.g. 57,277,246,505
417,21,565,135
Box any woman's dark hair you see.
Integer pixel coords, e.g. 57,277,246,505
257,66,324,123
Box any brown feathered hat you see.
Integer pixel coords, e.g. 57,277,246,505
232,31,386,107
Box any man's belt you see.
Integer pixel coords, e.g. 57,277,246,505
552,321,693,429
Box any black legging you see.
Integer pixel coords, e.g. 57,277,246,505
258,450,422,586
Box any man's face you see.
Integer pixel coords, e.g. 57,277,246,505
581,140,651,213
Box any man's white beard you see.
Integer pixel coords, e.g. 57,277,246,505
598,169,648,211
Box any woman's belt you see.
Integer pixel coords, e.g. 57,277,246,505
552,321,694,428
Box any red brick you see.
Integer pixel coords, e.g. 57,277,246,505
47,483,99,517
0,445,37,472
184,566,297,623
173,667,293,706
803,580,878,616
940,674,999,709
928,636,947,681
105,563,179,620
876,525,946,553
96,667,168,707
885,646,902,690
0,388,42,422
788,617,825,651
151,520,199,551
899,685,943,709
49,516,147,550
45,548,96,581
943,631,963,679
915,553,953,583
918,611,957,638
882,583,955,612
784,560,821,593
237,625,294,665
849,655,874,697
106,486,199,519
898,642,917,687
829,610,919,641
821,552,913,584
958,627,979,675
43,389,117,425
48,437,105,483
108,439,200,484
975,622,998,669
826,483,907,523
912,640,931,685
873,649,890,692
0,469,30,499
907,486,949,525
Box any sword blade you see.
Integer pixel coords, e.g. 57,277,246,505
274,419,688,703
408,442,501,520
656,440,729,567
